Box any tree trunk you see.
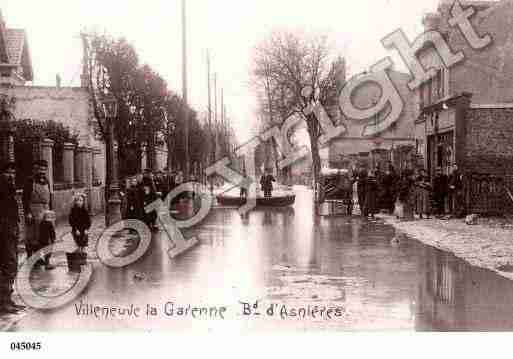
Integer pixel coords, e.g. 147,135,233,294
135,145,143,174
118,142,127,178
147,134,157,171
166,137,173,171
305,113,321,196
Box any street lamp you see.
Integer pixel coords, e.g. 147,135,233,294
101,96,121,226
161,107,176,172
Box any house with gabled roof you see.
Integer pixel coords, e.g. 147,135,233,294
0,9,107,219
0,9,33,85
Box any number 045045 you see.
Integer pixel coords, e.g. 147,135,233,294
10,342,42,351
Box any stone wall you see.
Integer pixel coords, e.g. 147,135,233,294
463,107,513,174
0,84,108,223
0,85,96,147
53,186,104,220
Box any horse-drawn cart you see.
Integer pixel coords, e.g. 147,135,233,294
317,168,354,216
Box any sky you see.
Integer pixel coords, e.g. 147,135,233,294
3,0,440,143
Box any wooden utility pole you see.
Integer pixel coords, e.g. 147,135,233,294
207,50,214,191
214,73,218,161
181,0,190,180
220,88,224,157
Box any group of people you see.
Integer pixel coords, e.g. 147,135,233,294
354,163,465,221
122,169,188,229
0,159,91,315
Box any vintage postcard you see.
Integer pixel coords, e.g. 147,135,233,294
1,1,513,351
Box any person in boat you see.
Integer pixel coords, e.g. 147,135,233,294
239,168,248,200
355,168,367,216
260,169,276,198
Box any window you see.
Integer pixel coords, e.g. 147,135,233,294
441,67,450,98
436,69,442,101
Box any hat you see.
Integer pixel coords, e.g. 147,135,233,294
42,210,56,221
2,161,16,172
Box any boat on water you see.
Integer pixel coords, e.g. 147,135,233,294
215,184,295,207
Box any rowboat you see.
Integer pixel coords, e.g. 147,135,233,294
215,184,295,207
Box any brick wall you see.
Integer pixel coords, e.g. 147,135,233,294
463,107,513,174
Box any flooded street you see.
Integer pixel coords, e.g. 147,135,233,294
12,187,513,331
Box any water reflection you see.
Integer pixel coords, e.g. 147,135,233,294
415,245,513,331
11,186,513,331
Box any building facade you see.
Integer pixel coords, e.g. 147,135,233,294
328,69,417,172
415,0,513,213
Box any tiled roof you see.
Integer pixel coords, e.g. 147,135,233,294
0,9,8,63
0,9,33,81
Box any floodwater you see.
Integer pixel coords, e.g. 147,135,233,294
10,186,513,331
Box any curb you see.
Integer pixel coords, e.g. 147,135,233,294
376,213,513,282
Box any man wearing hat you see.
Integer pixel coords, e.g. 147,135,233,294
0,161,25,313
22,159,54,270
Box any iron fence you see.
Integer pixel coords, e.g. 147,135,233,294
464,173,513,215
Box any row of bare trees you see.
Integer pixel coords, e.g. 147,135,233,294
81,32,235,179
251,31,345,186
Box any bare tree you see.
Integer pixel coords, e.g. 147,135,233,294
251,30,344,188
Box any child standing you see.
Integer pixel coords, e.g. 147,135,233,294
39,210,56,270
69,193,92,250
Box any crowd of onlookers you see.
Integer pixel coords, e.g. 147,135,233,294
353,163,465,221
120,169,190,230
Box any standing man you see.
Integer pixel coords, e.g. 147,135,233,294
449,165,464,218
239,168,248,201
0,161,24,313
356,168,367,216
22,159,53,269
363,169,379,218
260,169,275,198
432,168,448,217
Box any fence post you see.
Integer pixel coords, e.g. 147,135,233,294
63,142,75,186
40,139,54,190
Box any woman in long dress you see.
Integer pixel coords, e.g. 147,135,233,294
415,169,431,219
363,170,379,218
396,169,415,221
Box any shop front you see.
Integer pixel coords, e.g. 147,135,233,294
416,93,471,180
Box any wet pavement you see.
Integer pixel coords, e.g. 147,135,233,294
6,186,513,331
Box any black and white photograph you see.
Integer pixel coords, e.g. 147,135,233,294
1,0,513,353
